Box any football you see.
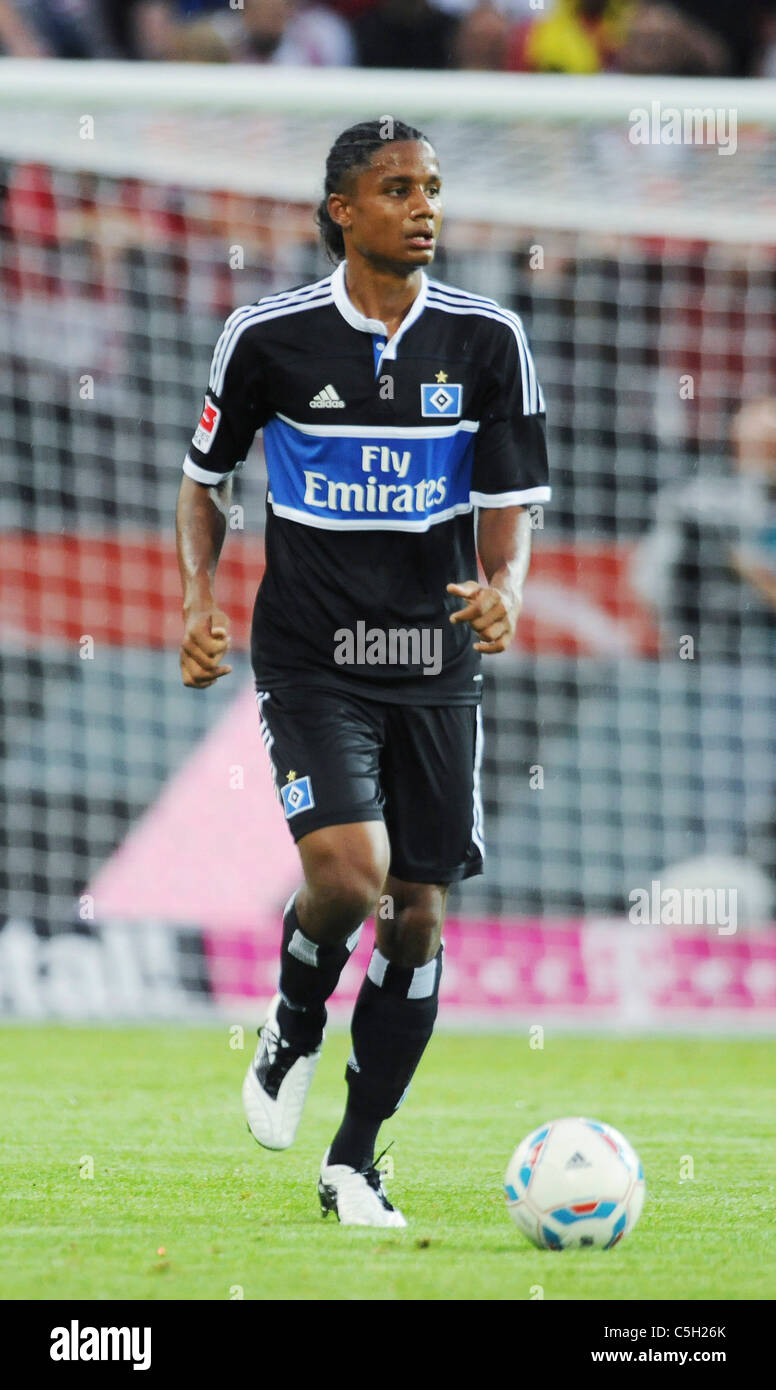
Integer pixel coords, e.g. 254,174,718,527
504,1117,646,1250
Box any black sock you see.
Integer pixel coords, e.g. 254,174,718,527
275,895,361,1052
326,1100,382,1174
328,945,443,1170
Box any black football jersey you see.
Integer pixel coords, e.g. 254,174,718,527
183,262,550,704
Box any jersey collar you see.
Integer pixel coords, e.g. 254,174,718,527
331,259,428,360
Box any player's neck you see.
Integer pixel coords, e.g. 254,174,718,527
343,257,423,340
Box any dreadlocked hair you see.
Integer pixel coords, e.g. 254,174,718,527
315,118,429,264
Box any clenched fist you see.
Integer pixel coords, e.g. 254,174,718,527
180,605,233,688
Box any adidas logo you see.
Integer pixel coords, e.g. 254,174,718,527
565,1150,593,1169
310,384,345,409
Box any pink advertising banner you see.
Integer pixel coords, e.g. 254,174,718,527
203,917,776,1032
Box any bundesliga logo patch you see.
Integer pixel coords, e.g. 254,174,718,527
280,775,315,819
192,399,221,453
421,382,462,417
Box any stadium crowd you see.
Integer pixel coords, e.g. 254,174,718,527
0,0,774,76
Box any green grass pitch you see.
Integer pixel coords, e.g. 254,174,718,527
1,1025,774,1301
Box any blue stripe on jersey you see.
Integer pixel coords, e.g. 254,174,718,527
263,416,475,531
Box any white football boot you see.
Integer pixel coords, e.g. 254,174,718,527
242,994,323,1151
318,1148,408,1228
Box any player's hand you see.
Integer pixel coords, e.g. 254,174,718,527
180,606,233,688
447,580,521,654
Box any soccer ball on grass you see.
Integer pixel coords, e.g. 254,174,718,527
504,1116,645,1250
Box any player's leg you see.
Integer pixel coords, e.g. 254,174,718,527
243,687,388,1150
274,818,391,1053
318,876,448,1228
318,702,484,1225
327,875,446,1170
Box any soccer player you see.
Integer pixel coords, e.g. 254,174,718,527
176,119,550,1227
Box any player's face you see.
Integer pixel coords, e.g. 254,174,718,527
334,141,443,273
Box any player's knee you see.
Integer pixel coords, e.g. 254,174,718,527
299,823,389,936
377,884,447,967
312,874,380,932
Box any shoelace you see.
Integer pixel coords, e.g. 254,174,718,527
261,1016,322,1057
360,1142,395,1207
256,1025,305,1094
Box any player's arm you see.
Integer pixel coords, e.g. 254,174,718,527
449,315,549,654
448,506,532,654
176,309,264,688
176,474,233,688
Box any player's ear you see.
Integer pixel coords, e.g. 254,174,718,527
327,192,351,231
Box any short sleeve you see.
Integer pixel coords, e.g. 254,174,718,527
182,308,266,485
470,315,551,508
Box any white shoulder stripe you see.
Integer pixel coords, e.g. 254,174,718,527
212,289,334,388
209,291,333,396
426,296,542,416
211,285,334,389
256,274,333,309
504,309,540,415
427,288,522,321
426,280,501,310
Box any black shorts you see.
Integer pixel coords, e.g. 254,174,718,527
255,685,485,884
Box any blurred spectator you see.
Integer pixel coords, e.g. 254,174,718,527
96,0,178,58
175,0,225,10
762,9,776,76
630,399,776,663
0,0,46,52
355,0,458,68
438,0,536,13
666,0,774,77
235,0,356,64
455,1,510,69
97,0,354,64
168,14,230,59
11,0,113,55
309,0,381,17
728,401,776,618
130,0,181,56
615,2,731,76
508,0,633,74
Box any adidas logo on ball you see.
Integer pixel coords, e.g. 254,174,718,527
310,384,345,408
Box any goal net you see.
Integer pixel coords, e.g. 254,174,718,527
2,62,775,1017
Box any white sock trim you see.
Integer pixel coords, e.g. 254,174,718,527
366,948,440,998
288,928,319,967
345,923,363,954
408,956,438,999
366,946,390,987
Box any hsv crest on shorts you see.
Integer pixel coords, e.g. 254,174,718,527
280,774,315,818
